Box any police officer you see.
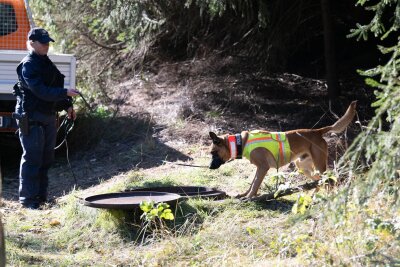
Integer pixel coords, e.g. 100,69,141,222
14,27,80,209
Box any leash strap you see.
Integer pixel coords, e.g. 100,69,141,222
54,117,74,150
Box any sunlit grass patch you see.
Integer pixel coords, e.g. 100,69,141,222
122,159,254,194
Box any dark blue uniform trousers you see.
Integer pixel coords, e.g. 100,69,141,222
18,115,57,205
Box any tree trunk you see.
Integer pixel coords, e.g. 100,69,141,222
321,0,340,100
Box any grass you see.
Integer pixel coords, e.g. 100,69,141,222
3,142,399,266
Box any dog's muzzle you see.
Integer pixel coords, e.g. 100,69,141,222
209,151,225,169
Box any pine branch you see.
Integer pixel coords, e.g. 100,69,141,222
82,33,124,50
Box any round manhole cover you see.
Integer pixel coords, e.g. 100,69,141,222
127,186,227,200
83,191,181,210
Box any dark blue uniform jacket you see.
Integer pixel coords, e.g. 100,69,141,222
15,52,72,116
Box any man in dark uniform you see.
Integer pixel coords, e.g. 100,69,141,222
14,28,80,209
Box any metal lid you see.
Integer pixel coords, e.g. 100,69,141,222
83,191,181,210
127,186,227,200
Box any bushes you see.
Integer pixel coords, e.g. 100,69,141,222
31,1,324,89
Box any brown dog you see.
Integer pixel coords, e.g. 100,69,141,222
209,101,357,199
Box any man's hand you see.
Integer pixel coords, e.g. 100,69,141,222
67,107,77,120
67,89,80,97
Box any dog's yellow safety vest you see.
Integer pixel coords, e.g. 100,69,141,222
243,130,291,167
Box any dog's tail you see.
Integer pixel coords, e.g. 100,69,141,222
319,101,357,134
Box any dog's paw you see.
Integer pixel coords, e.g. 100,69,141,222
239,195,256,202
239,196,250,202
241,193,262,202
234,193,246,199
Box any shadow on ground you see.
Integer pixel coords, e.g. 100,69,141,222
254,199,295,213
1,113,191,202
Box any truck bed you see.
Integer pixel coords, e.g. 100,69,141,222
0,50,76,132
0,50,76,99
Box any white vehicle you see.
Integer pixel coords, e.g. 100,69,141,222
0,0,76,133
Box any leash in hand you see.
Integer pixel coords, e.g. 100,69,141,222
55,90,92,149
54,116,77,185
77,91,93,113
54,91,91,185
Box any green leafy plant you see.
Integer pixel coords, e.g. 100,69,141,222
317,170,338,186
140,200,175,222
138,200,175,243
292,193,313,215
365,218,395,236
270,171,286,188
93,105,113,119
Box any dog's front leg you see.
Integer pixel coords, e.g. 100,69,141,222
236,188,251,199
235,176,255,199
244,165,269,199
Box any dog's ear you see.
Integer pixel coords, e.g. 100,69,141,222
209,132,221,145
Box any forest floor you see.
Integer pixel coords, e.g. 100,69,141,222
1,55,374,202
0,55,378,266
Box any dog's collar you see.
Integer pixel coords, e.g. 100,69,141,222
228,134,242,159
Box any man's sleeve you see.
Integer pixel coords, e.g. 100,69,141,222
55,97,73,112
22,61,68,102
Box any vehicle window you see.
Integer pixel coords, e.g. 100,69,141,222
0,3,18,37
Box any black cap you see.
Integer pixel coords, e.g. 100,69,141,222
28,27,55,43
